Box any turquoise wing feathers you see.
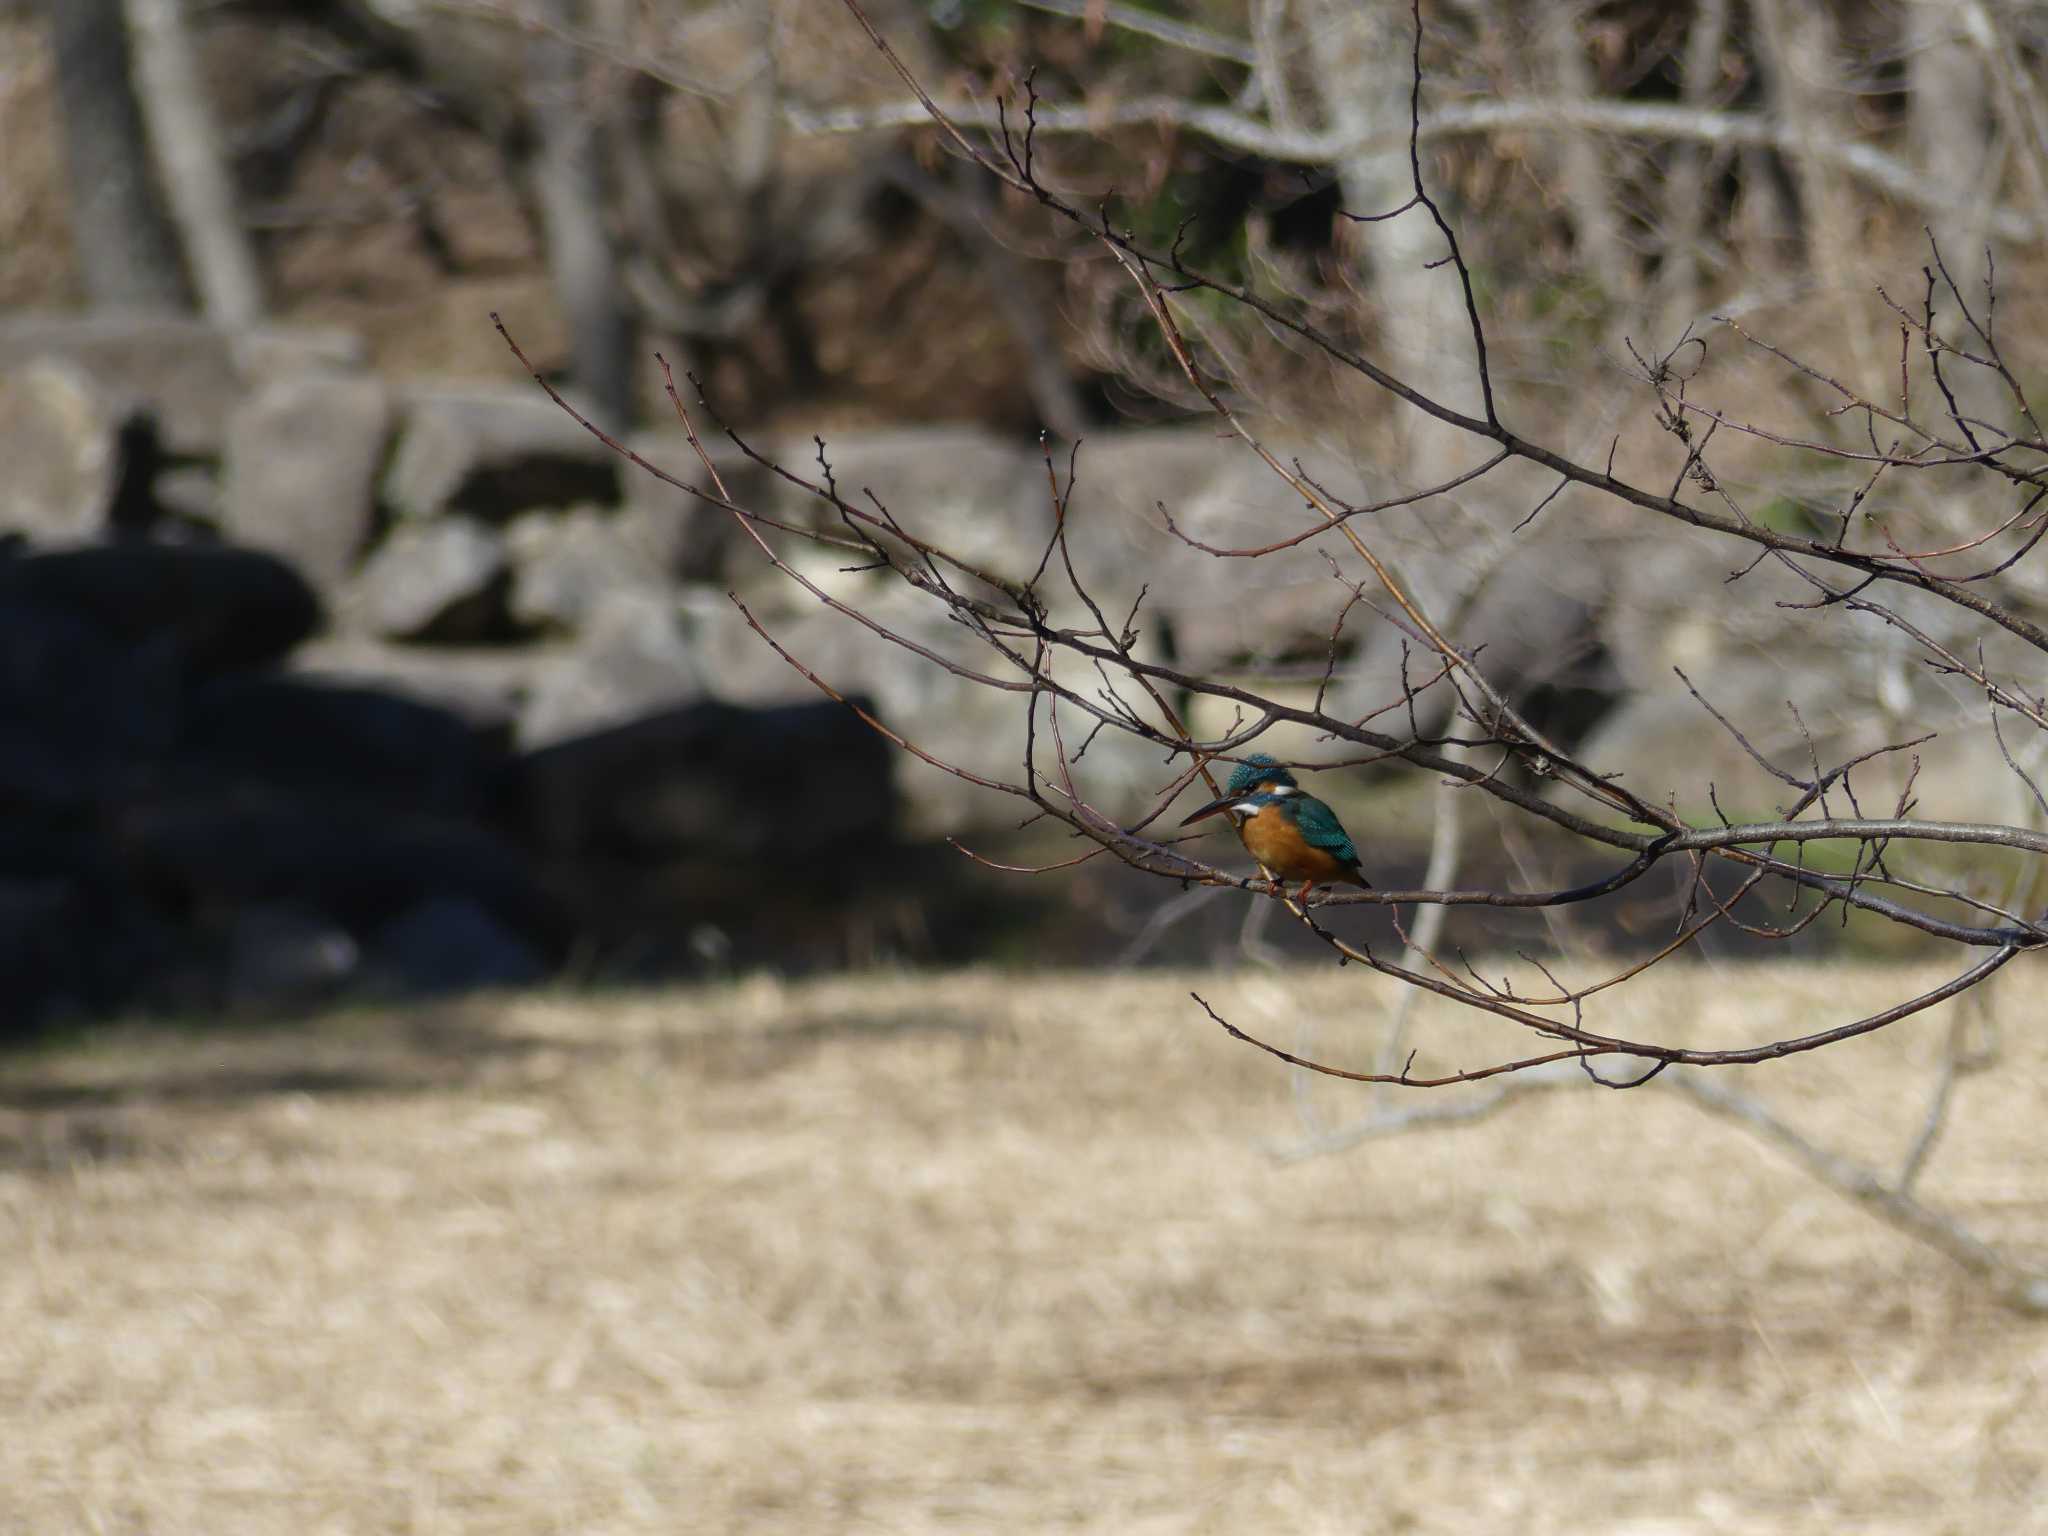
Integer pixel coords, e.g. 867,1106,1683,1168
1293,795,1360,867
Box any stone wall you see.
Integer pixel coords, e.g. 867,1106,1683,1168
13,308,1978,1031
1,315,909,1031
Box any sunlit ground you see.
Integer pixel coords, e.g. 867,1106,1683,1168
4,962,2045,1533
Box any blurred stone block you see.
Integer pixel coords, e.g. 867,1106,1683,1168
0,359,118,542
749,424,1048,582
507,504,659,632
124,796,561,951
0,311,361,456
352,515,508,642
383,383,619,522
364,895,546,998
515,696,892,863
222,372,392,588
174,673,500,817
0,593,176,809
291,634,537,737
0,540,320,675
619,428,763,582
225,902,361,1015
518,588,706,748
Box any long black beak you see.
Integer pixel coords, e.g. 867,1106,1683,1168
1180,794,1237,826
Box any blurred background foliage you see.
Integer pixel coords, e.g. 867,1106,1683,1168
12,0,2048,432
9,0,2048,1024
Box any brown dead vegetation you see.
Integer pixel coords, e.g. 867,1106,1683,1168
3,962,2046,1532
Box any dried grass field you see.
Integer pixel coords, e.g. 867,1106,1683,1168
5,962,2048,1534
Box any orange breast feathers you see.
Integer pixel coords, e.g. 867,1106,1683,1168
1237,802,1367,887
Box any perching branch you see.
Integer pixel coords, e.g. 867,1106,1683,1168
501,0,2048,1099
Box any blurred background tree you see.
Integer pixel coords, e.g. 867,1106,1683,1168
13,1,2045,431
9,1,2048,1013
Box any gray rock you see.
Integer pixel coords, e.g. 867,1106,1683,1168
1327,556,1623,747
382,384,620,522
750,425,1049,584
174,673,499,818
352,515,508,641
506,505,658,631
1045,426,1369,670
291,634,539,736
619,428,764,581
1568,659,1866,821
689,579,1164,836
0,360,119,542
515,697,892,864
0,594,178,809
619,493,732,584
518,588,706,748
721,424,1355,672
125,796,561,951
222,372,392,588
232,327,366,383
0,541,321,676
670,422,1502,829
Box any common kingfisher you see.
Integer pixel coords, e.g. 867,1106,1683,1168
1180,754,1371,902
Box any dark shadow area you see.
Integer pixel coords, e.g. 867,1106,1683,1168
0,1063,414,1113
0,517,987,1045
0,986,1007,1181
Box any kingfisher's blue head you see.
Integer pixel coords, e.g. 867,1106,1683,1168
1183,755,1300,826
1224,754,1296,797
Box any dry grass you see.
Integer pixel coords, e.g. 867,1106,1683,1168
4,961,2048,1534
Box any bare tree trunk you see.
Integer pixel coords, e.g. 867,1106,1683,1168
1903,4,2010,472
124,0,265,326
1656,0,1731,339
1249,0,1307,140
1299,0,1476,445
1755,0,1855,272
1909,1,1992,272
1754,0,1886,387
1952,0,2048,240
524,0,636,432
1538,0,1627,301
41,0,188,310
